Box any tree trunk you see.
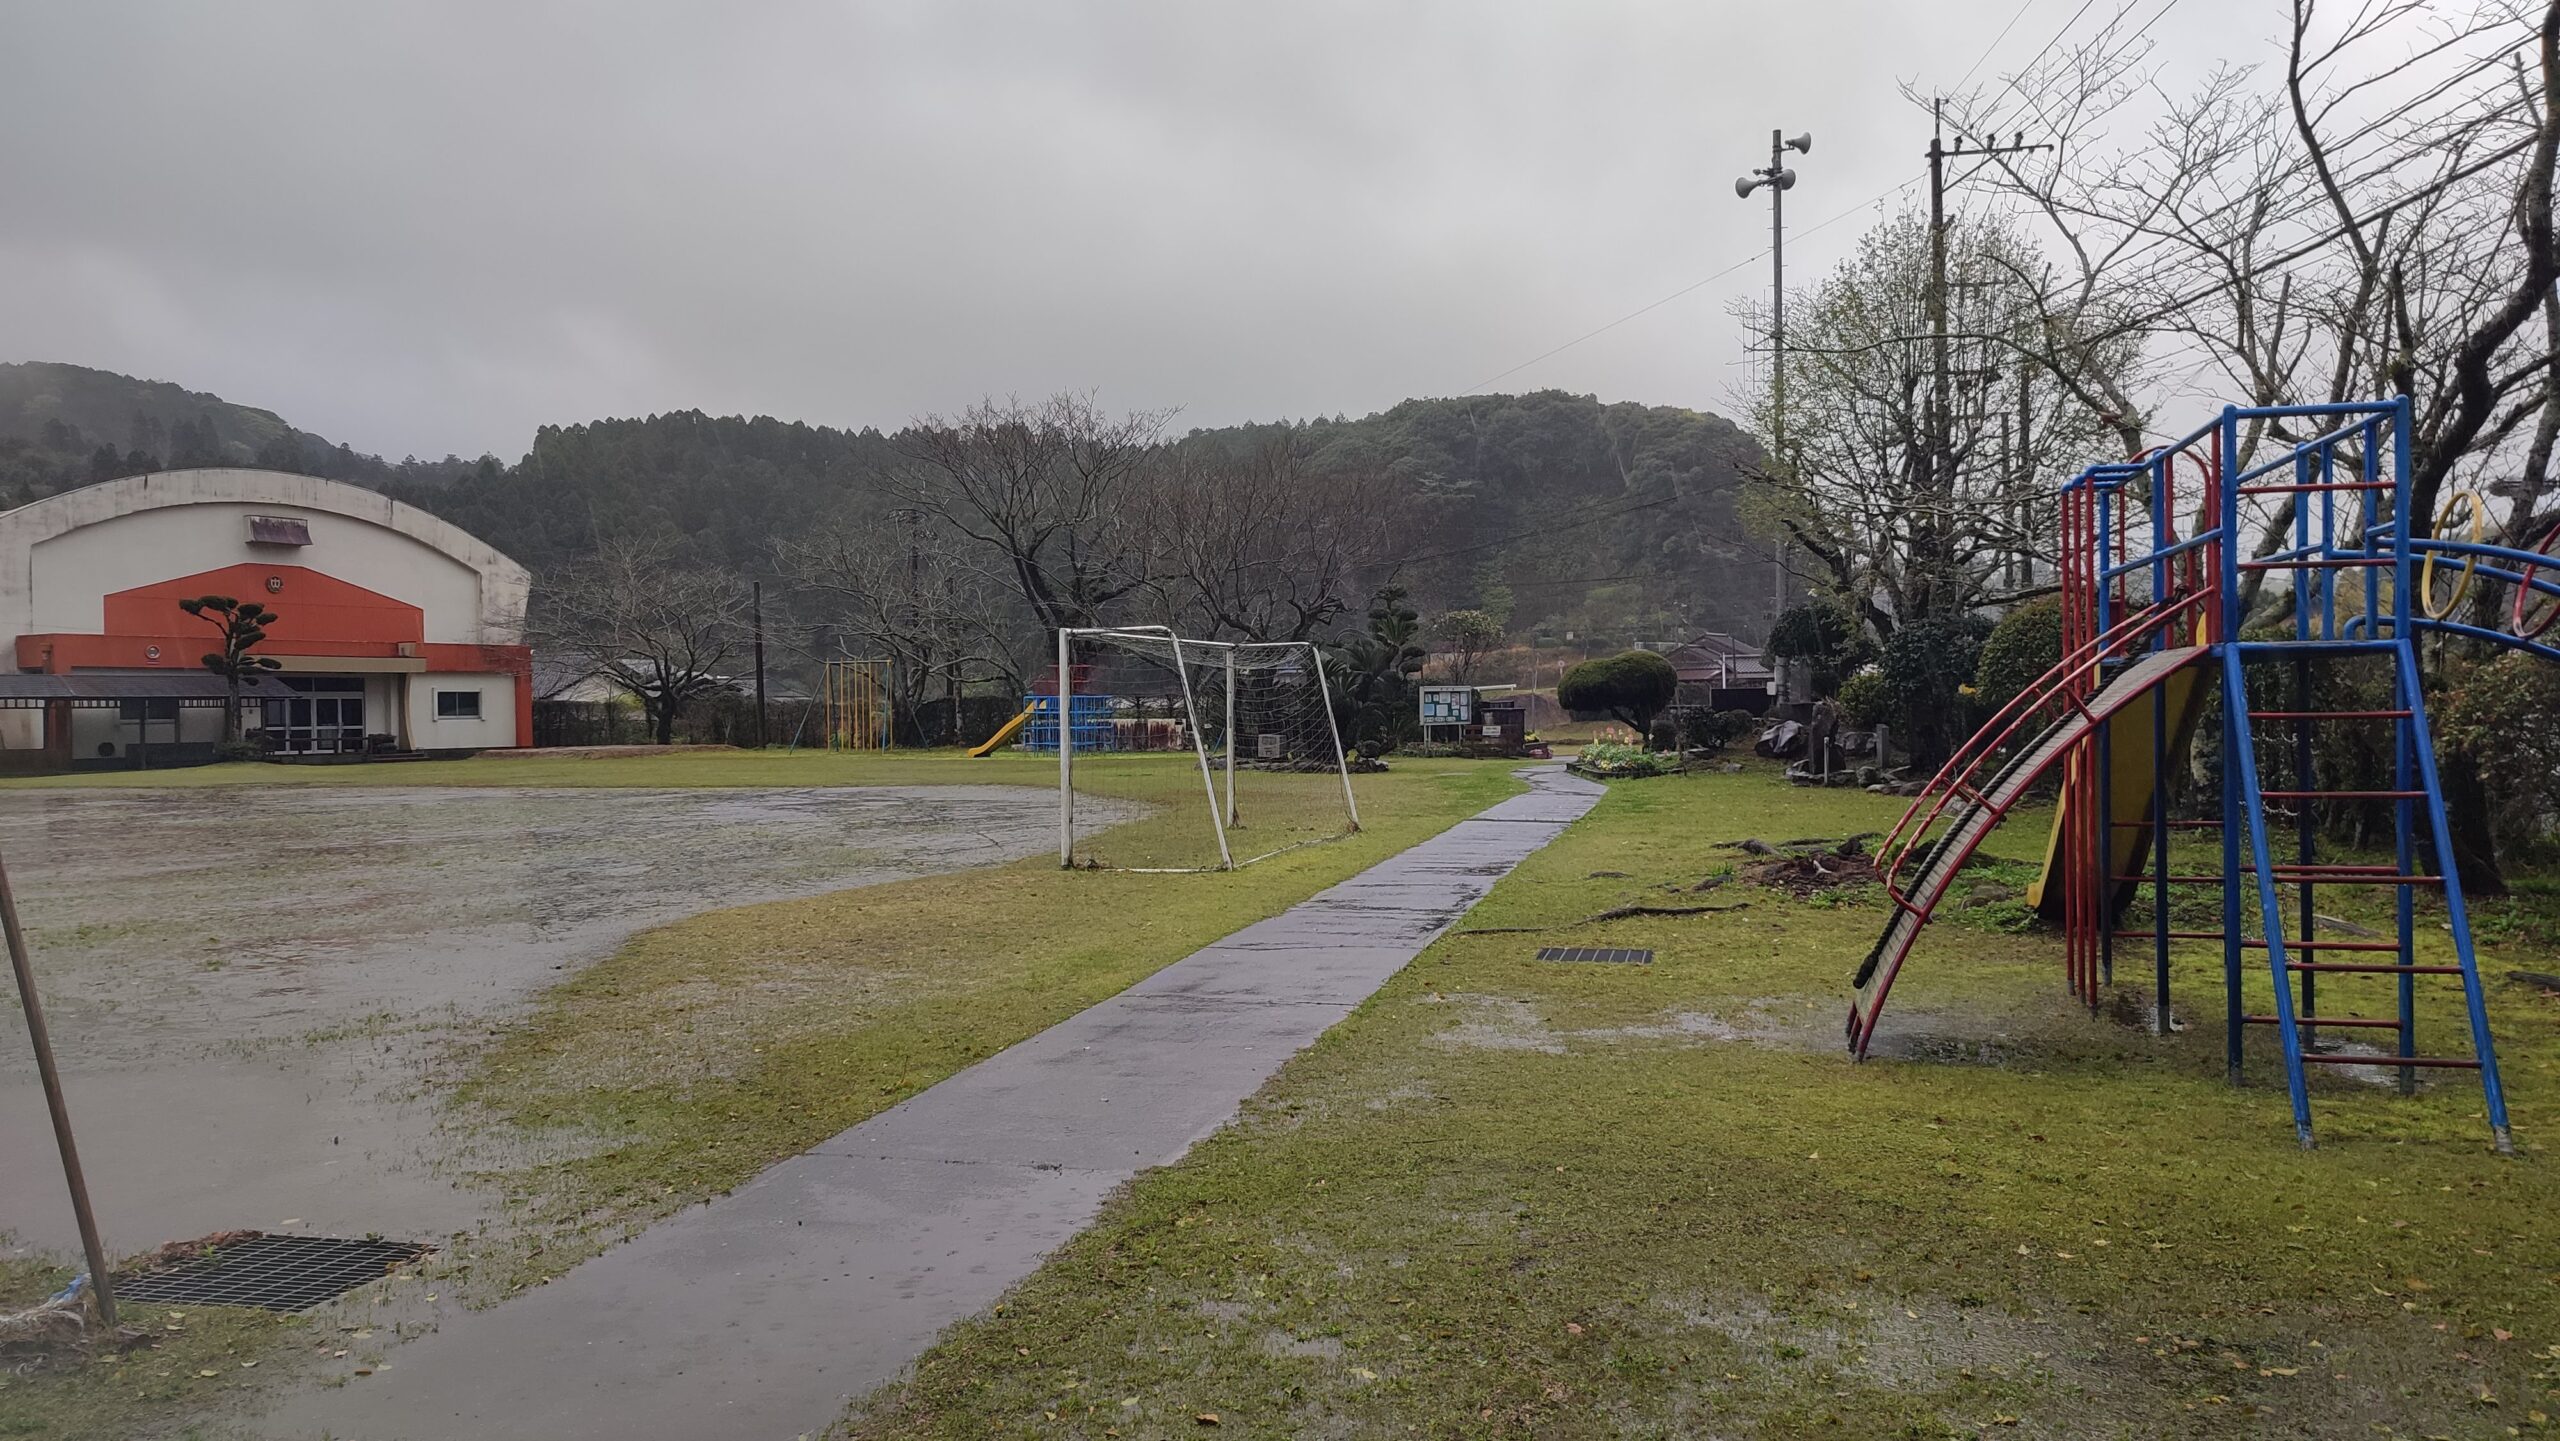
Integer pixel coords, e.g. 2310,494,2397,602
653,698,677,746
223,674,243,745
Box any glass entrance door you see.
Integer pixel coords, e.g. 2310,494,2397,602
261,680,366,754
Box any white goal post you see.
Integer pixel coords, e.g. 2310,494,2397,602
1056,626,1360,871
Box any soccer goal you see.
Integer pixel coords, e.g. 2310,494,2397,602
1052,626,1359,871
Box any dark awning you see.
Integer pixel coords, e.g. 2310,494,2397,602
0,672,237,702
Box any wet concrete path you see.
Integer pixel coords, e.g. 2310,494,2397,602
263,766,1602,1441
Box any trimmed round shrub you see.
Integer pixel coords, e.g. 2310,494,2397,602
1557,649,1680,735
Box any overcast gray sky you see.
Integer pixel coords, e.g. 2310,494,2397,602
0,2,2247,460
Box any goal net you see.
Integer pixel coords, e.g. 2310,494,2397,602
1049,626,1360,871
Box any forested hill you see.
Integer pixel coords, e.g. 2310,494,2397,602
0,364,1765,641
1212,393,1764,638
0,361,488,495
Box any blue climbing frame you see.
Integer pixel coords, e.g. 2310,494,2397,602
2056,398,2515,1150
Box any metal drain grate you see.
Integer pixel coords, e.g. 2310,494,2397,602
1535,946,1653,964
116,1235,433,1312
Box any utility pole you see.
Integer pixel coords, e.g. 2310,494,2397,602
2016,365,2034,587
1999,408,2016,589
750,581,767,749
1924,100,2049,616
1736,128,1812,634
905,507,925,746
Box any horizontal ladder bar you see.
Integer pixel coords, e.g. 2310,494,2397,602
2247,710,2412,720
2238,557,2392,570
2242,1014,2402,1029
2258,790,2425,800
2288,961,2459,974
2297,1053,2477,1069
2234,481,2393,495
2109,935,2407,953
2110,872,2442,886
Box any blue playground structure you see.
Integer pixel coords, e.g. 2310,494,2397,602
1852,397,2560,1151
1016,692,1113,754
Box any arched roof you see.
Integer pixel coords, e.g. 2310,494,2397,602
0,469,529,643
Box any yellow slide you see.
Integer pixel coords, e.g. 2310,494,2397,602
967,707,1032,758
2026,666,2212,917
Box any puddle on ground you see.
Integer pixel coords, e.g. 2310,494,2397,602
1427,992,2035,1066
0,784,1119,1256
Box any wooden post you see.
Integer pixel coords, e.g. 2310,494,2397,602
1,846,116,1324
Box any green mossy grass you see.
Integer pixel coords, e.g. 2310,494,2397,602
0,1254,295,1441
843,763,2560,1440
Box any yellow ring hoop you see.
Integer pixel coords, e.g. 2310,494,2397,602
2421,490,2486,619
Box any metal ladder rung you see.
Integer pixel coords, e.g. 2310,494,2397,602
2257,789,2426,800
2233,481,2393,495
2103,932,2390,950
2237,556,2393,569
2286,960,2461,974
2247,709,2411,720
2297,1053,2478,1069
2110,869,2439,886
2242,1014,2401,1028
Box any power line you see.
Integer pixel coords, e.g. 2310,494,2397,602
1459,180,1919,396
1435,0,2162,588
1779,123,2541,365
2096,129,2541,344
1457,0,2133,402
1956,0,2135,144
1942,0,2522,313
1952,0,2049,94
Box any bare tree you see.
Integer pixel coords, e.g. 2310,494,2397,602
775,510,1025,742
539,536,750,745
890,394,1166,632
1941,1,2559,614
1142,437,1421,641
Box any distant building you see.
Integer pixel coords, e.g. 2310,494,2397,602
1659,631,1775,713
0,469,531,766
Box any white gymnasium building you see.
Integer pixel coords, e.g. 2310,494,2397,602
0,469,532,767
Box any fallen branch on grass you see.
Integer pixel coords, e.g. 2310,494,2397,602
1454,901,1750,936
1581,902,1750,923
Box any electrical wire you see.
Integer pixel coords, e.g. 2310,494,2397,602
1952,0,2052,95
1457,180,1921,396
1457,0,2139,400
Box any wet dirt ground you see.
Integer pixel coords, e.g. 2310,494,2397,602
0,785,1097,1259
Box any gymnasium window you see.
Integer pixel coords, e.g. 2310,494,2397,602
436,690,483,719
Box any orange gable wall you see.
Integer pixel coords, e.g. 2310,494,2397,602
102,564,424,647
